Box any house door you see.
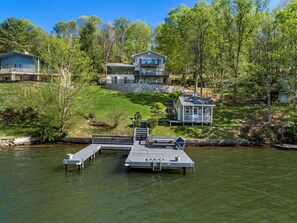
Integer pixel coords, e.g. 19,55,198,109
124,77,128,83
111,77,118,84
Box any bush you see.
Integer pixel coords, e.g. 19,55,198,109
151,102,167,118
110,110,126,128
169,91,182,100
134,111,142,127
148,117,158,129
0,106,38,125
88,112,96,119
34,118,59,142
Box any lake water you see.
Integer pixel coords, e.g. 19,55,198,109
0,145,297,223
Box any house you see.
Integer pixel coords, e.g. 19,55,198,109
106,50,169,84
0,51,41,81
172,95,215,125
278,76,296,104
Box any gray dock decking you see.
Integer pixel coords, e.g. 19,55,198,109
63,133,195,173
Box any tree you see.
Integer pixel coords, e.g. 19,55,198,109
249,13,279,124
100,23,116,63
275,0,297,102
78,15,103,74
0,17,45,54
125,20,151,59
155,5,191,82
113,17,130,62
187,2,214,96
216,0,255,105
53,20,77,39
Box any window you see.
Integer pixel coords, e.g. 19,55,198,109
124,77,128,83
185,107,190,114
193,107,198,115
203,107,208,114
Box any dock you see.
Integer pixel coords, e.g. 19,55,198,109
63,128,195,174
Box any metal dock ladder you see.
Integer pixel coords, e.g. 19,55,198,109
152,158,162,171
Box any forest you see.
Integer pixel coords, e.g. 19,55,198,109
0,0,296,143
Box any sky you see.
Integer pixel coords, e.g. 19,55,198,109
0,0,281,33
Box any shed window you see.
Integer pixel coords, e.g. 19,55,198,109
185,107,190,114
193,107,198,115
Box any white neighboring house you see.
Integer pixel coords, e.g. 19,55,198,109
106,50,169,84
174,96,215,125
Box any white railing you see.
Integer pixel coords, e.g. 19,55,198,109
183,115,211,122
0,68,39,73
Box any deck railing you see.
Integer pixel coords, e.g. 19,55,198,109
183,115,211,122
0,68,39,73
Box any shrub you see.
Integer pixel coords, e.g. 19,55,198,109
110,110,126,128
0,106,38,125
169,91,182,100
34,118,59,142
134,111,142,127
148,117,158,129
88,112,96,119
151,102,167,118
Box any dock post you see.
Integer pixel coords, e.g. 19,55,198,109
183,167,186,175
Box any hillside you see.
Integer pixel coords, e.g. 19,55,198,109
0,82,294,142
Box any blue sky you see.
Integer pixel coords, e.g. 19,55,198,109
0,0,281,33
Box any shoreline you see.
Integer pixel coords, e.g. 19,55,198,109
0,136,262,148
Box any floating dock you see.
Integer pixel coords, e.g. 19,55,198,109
63,129,195,173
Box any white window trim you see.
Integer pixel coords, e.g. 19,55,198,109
185,106,191,115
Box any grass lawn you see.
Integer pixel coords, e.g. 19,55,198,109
0,82,294,139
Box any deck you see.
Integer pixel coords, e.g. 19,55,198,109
63,132,195,173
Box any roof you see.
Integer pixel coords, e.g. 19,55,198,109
178,96,215,106
131,50,166,58
0,51,38,59
106,63,135,67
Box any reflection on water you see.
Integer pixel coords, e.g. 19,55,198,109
0,145,297,222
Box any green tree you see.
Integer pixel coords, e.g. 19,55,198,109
53,20,77,39
125,20,151,59
78,15,103,74
0,17,45,54
275,0,297,102
187,2,214,96
155,5,191,82
113,17,130,62
249,13,279,124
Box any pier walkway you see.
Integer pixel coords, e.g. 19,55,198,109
63,129,195,173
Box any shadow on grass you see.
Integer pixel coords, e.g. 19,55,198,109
121,92,171,107
0,124,35,137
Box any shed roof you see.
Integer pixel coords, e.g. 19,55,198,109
178,96,215,106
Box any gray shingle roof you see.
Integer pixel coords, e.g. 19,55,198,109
178,96,215,106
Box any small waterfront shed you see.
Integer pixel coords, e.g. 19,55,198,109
175,96,215,125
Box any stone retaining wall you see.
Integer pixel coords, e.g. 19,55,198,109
103,83,191,93
186,139,251,147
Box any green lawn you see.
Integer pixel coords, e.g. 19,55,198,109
0,82,293,139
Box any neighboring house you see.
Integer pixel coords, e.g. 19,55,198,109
278,76,296,104
172,95,215,125
106,50,169,84
0,51,41,81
